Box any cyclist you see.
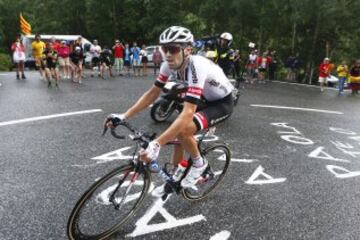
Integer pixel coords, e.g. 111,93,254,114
105,26,234,194
215,32,233,76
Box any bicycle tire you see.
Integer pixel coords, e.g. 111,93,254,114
182,143,231,201
150,99,176,123
67,163,151,240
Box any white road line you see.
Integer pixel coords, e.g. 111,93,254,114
250,104,343,115
271,80,341,91
0,109,103,127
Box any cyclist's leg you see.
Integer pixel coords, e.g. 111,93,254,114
180,94,234,187
172,144,185,166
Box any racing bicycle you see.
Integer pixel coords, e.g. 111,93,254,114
67,119,231,240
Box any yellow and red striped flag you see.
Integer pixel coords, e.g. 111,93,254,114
19,13,31,35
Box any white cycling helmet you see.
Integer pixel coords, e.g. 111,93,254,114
220,32,233,46
159,26,194,45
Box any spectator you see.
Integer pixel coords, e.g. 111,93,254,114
246,49,258,83
349,59,360,95
69,46,84,83
140,44,148,76
43,43,60,88
268,50,278,80
57,40,71,79
232,49,241,79
318,57,330,92
99,46,114,79
112,40,125,76
74,36,85,78
90,39,101,77
50,36,60,51
11,35,26,80
131,42,141,76
152,46,162,75
336,60,348,94
31,34,46,80
257,52,271,83
124,43,132,76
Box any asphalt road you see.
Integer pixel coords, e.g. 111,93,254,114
0,71,359,240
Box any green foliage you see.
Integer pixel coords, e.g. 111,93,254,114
0,0,359,81
0,53,12,71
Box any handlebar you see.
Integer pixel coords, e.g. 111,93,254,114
102,119,156,148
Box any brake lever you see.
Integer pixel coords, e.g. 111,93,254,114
102,126,108,136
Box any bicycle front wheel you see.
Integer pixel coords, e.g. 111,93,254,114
182,143,231,201
67,163,151,240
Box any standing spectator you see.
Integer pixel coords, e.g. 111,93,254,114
140,44,148,76
74,36,85,78
257,52,271,83
11,35,26,80
112,40,125,76
31,34,46,80
246,49,258,83
43,43,60,88
232,49,241,79
57,40,71,79
90,39,101,77
285,54,295,81
50,36,60,51
99,46,114,79
152,46,162,75
131,42,141,76
349,60,360,95
268,50,278,80
336,60,348,94
124,43,132,76
318,58,330,92
69,46,84,83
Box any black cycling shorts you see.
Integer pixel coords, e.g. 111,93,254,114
193,94,234,131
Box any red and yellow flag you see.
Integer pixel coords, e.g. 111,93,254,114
19,13,31,35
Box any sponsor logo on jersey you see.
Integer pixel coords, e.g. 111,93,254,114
208,79,220,87
190,60,198,84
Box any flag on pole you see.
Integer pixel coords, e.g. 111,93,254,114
19,13,31,35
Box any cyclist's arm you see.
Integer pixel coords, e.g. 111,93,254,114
124,84,162,119
156,102,197,146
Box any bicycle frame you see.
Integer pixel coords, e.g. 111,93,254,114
104,120,216,205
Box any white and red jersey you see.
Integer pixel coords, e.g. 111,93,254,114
155,55,234,105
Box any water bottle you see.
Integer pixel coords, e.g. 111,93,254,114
149,159,160,173
172,159,189,182
157,169,173,182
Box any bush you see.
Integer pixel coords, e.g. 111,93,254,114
0,53,12,71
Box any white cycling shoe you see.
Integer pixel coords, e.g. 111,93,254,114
181,159,208,189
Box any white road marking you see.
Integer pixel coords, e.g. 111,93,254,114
0,109,103,127
251,104,343,115
271,80,348,91
210,230,231,240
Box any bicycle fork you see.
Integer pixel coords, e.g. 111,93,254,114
109,169,140,210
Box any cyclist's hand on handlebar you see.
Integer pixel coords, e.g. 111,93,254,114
104,113,126,129
139,141,161,163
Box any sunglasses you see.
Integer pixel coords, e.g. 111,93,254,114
161,45,182,54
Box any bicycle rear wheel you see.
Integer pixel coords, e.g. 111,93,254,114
67,163,151,240
182,143,231,201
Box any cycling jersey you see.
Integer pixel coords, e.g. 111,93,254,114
155,55,234,105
